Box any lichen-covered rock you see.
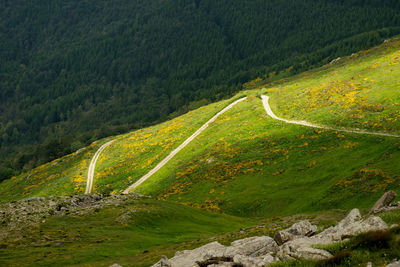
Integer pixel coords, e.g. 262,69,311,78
225,236,278,257
153,242,227,267
277,237,332,261
151,196,396,267
151,256,171,267
207,263,235,267
386,260,400,267
232,253,277,267
274,220,317,245
337,208,362,229
294,246,333,261
369,191,397,215
315,209,388,241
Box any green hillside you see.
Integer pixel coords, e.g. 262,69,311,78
0,97,238,202
2,38,399,219
0,33,400,267
1,0,400,179
267,38,400,134
0,196,254,267
138,96,399,217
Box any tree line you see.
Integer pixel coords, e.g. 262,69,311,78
0,0,399,181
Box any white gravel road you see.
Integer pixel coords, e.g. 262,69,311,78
122,97,248,194
85,140,116,194
261,95,400,138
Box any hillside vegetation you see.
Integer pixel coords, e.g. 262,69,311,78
267,38,400,134
1,0,400,179
0,97,237,202
2,38,400,218
0,34,400,267
0,195,254,267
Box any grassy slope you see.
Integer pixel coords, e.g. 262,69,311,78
267,37,400,134
92,97,240,193
0,96,242,202
0,36,399,267
0,137,114,202
0,198,254,267
137,96,400,217
1,38,399,212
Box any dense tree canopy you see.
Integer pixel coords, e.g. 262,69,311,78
0,0,399,180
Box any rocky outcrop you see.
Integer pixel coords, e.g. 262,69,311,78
275,208,388,261
225,236,278,257
387,260,400,267
277,241,332,261
274,220,317,245
152,242,227,267
315,209,388,242
0,193,144,239
153,206,390,266
152,237,279,267
369,190,399,215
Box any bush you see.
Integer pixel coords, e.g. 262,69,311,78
317,251,351,266
351,230,394,251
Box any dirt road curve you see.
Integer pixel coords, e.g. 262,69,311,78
261,95,400,138
122,97,248,194
85,140,116,194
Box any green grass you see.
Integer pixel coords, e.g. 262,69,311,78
2,38,399,217
92,96,240,193
0,198,254,267
0,137,115,203
0,94,245,202
137,96,400,217
0,35,399,267
266,37,400,134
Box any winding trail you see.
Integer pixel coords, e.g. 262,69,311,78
85,140,116,194
261,95,400,138
122,97,248,194
87,95,397,195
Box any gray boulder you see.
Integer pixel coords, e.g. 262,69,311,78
277,237,332,261
152,256,171,267
225,236,278,257
316,209,388,241
207,263,235,267
369,191,397,215
294,246,333,261
276,208,388,262
387,260,400,267
274,220,317,245
233,253,277,267
152,242,227,267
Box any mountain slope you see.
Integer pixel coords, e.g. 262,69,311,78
0,195,254,267
137,96,400,217
2,38,399,219
0,97,238,202
267,38,400,134
1,0,400,177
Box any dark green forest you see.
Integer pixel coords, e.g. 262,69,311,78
1,0,400,181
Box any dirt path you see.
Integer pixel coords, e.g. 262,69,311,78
262,95,400,138
85,140,116,194
122,97,248,194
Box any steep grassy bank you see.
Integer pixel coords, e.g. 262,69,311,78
1,39,399,218
0,196,254,267
0,96,243,203
137,96,400,217
0,138,114,202
267,37,400,134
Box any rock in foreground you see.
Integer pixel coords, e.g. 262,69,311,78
153,208,390,266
